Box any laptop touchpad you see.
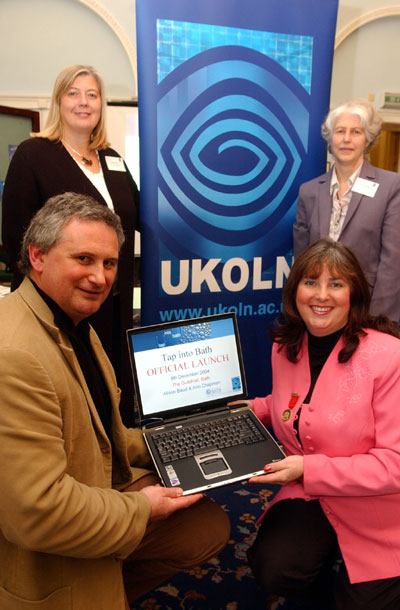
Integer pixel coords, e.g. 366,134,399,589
194,450,232,479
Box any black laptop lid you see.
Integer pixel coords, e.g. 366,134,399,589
127,313,247,423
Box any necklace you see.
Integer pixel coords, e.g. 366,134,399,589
62,140,93,166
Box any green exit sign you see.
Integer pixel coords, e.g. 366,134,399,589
383,93,400,107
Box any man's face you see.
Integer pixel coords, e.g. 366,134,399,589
30,218,119,325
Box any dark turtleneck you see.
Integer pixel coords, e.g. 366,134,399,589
30,279,113,439
303,326,345,404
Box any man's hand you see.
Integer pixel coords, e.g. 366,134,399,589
123,474,203,521
248,455,304,486
140,484,203,521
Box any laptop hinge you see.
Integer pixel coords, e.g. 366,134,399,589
144,405,231,430
141,417,164,430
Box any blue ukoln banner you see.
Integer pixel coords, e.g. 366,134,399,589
136,0,339,398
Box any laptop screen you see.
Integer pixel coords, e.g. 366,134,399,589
127,313,247,422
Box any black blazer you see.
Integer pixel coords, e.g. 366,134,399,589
293,161,400,323
2,137,139,423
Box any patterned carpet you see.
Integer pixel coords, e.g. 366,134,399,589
130,481,302,610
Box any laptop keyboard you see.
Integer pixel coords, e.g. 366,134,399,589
152,412,265,464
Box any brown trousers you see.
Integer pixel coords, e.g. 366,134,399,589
122,475,230,605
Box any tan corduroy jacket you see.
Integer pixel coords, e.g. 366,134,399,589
0,278,154,609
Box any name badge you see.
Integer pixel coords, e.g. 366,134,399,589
105,156,126,172
352,177,379,198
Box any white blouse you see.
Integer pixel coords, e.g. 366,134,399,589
73,152,114,210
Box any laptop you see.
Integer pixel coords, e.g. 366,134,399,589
127,313,285,495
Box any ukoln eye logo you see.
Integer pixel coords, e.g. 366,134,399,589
157,21,311,271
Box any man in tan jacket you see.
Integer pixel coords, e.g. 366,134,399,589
0,192,229,610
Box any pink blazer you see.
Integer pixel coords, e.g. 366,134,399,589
253,330,400,584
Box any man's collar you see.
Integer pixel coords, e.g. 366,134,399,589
29,278,90,339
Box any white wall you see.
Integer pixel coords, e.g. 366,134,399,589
332,2,400,108
0,0,137,100
0,1,399,104
0,0,399,132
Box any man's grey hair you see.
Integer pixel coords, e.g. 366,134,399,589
19,192,125,275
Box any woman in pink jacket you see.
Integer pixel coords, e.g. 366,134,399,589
243,238,400,609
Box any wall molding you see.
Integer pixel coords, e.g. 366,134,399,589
75,0,137,92
335,5,400,48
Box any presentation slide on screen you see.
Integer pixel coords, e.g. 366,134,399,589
131,321,244,415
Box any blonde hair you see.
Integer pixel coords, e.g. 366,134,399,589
32,65,109,150
321,98,382,154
